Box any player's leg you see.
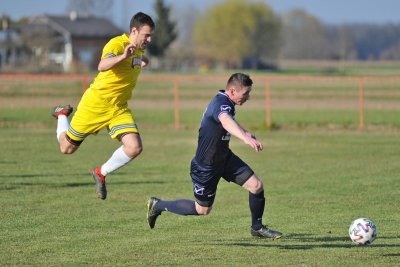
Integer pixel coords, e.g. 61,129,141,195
224,153,282,239
98,133,142,176
91,110,141,200
58,133,80,154
97,131,142,177
243,175,282,239
52,105,79,154
147,197,199,228
149,196,211,215
242,174,266,230
147,198,213,229
91,133,140,200
120,132,143,158
147,160,218,229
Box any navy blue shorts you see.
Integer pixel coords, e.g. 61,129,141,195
190,152,254,207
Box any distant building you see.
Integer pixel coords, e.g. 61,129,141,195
19,13,122,72
0,17,24,70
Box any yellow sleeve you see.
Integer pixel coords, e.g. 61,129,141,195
101,38,124,59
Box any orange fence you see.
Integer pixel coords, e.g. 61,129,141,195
1,74,399,130
140,75,400,130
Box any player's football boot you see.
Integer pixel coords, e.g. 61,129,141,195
52,105,73,119
251,225,283,239
147,197,161,229
90,167,107,200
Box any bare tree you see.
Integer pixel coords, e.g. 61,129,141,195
337,25,357,60
20,25,63,71
281,9,330,60
67,0,112,17
165,4,199,71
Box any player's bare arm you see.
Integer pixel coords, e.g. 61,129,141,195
98,43,137,72
219,112,263,152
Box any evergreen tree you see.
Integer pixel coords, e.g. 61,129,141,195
148,0,177,57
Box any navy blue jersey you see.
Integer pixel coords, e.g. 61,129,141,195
194,90,235,166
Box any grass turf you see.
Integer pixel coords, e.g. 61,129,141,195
1,125,399,266
0,73,399,265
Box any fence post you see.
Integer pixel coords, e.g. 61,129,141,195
358,77,364,129
174,79,180,130
82,74,89,92
265,78,271,129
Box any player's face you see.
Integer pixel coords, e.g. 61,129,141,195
233,86,251,105
132,25,153,49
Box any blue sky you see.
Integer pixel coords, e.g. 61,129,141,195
1,0,399,28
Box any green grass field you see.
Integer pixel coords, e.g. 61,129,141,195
0,74,400,266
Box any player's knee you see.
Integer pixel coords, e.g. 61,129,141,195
121,133,143,158
253,179,264,193
59,141,77,154
196,205,212,215
124,144,143,158
59,145,75,154
60,146,76,155
245,176,264,194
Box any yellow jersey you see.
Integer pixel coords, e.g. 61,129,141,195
88,33,144,106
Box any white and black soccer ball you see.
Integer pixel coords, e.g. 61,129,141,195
348,217,377,245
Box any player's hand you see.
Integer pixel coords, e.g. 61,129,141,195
253,139,263,152
244,135,263,152
247,132,263,151
123,43,136,59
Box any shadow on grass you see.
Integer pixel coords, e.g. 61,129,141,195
0,174,56,178
382,253,400,257
227,242,400,250
0,180,167,191
0,170,165,179
0,169,169,190
285,233,349,242
213,233,400,250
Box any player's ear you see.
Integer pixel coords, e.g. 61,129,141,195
227,86,236,94
131,26,138,35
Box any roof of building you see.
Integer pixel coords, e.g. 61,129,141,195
26,14,122,39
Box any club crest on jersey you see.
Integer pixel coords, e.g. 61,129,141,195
132,57,142,68
222,132,231,141
194,184,205,195
220,105,232,113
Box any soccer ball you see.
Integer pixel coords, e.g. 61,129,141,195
348,217,377,245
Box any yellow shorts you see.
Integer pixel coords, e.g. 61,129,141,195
67,89,138,144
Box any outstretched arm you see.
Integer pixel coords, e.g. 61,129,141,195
98,43,137,72
219,112,263,152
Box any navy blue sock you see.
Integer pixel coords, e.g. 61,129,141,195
249,191,265,230
156,199,199,215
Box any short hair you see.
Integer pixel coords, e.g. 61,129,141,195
226,73,253,90
130,12,155,31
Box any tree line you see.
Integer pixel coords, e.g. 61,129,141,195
1,0,400,71
163,0,400,69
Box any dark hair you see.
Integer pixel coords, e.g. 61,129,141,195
226,73,253,89
130,12,155,31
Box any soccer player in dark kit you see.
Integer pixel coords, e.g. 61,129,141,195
147,73,282,239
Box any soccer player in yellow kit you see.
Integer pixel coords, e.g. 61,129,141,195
52,12,155,200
